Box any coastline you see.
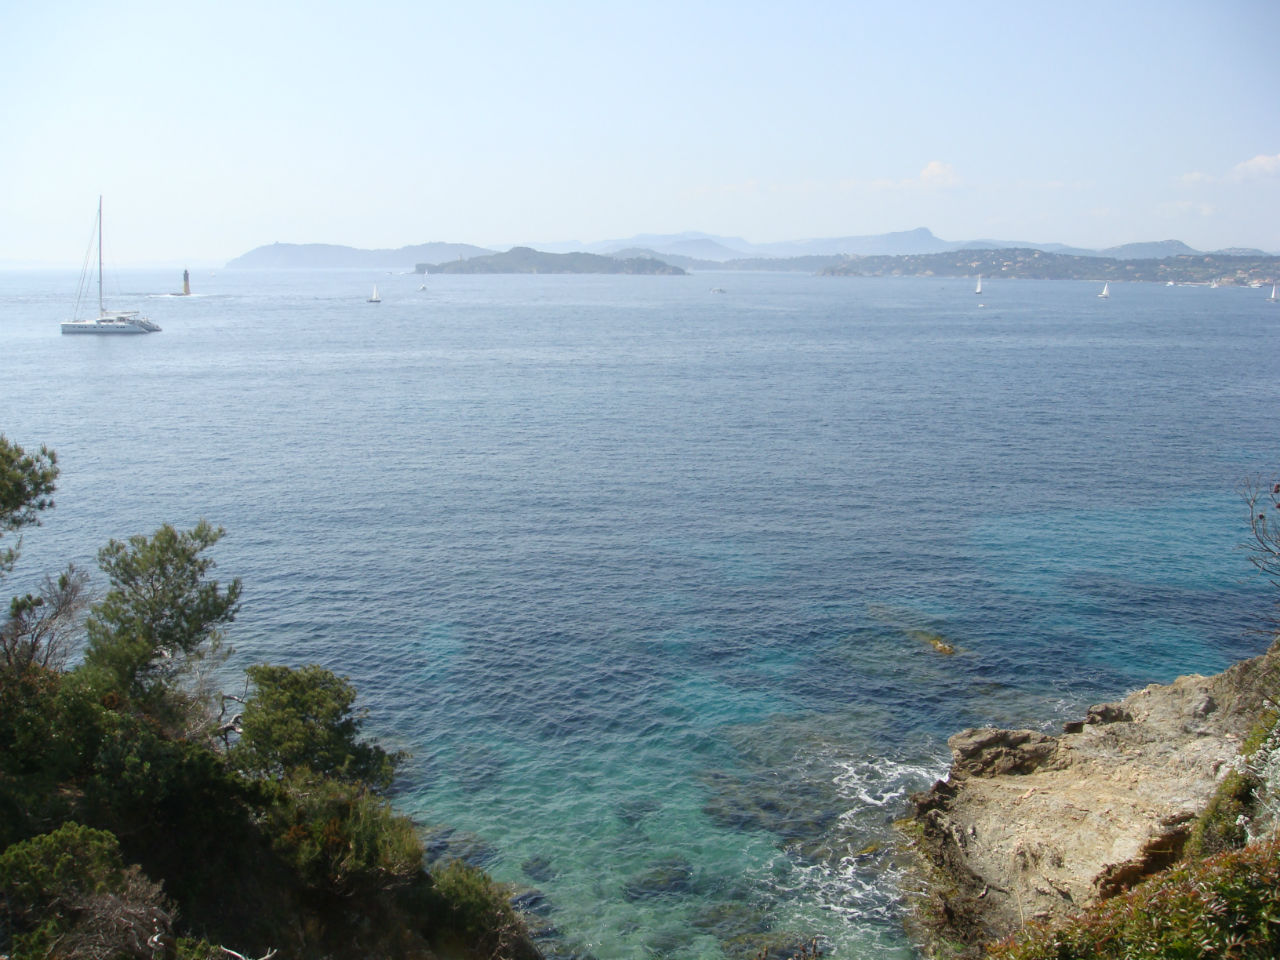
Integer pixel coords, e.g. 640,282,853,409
899,642,1279,957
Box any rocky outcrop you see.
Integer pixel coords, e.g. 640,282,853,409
903,645,1279,957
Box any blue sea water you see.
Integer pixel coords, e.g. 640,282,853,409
3,268,1278,958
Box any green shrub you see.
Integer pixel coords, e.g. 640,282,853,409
1185,698,1280,860
264,772,424,897
989,836,1280,960
428,858,536,960
232,663,403,791
1185,768,1254,858
0,822,172,960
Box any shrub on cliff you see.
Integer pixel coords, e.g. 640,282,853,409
82,521,241,733
1184,696,1279,860
0,435,57,578
231,663,404,791
427,859,542,960
0,822,173,960
988,836,1280,960
261,771,423,897
1,440,535,960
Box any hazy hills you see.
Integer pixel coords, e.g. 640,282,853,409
226,229,1270,271
583,229,1257,263
225,241,493,269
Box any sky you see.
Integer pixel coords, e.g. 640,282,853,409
2,0,1278,266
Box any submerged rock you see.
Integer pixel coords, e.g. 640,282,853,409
720,931,819,960
641,926,696,957
522,855,556,883
509,888,554,917
690,899,773,940
622,857,698,901
908,628,957,655
615,795,661,827
700,769,842,844
420,825,500,868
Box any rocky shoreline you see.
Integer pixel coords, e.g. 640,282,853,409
902,644,1279,957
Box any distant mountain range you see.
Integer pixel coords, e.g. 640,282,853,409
581,229,1269,263
225,241,492,270
225,229,1274,271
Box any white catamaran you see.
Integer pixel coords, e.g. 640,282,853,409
61,198,161,335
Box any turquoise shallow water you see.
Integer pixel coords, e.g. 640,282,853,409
3,269,1278,958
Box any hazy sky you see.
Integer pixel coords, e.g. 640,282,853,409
3,0,1278,265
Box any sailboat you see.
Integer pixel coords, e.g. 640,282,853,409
975,275,982,295
1098,282,1110,299
1268,284,1278,303
368,285,381,303
60,197,161,335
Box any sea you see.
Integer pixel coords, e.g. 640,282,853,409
3,268,1278,959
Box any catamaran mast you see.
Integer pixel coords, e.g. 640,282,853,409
97,196,104,315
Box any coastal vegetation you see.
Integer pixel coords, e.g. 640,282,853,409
987,836,1280,960
0,435,537,960
818,248,1280,286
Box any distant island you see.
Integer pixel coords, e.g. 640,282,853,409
817,248,1280,285
416,247,686,275
523,227,1275,263
223,229,1278,284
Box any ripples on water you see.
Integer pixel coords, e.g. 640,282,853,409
4,270,1277,958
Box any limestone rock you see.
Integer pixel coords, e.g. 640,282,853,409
902,644,1279,957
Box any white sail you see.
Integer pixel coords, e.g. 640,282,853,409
975,275,982,294
1098,282,1109,299
368,285,381,303
1269,284,1278,302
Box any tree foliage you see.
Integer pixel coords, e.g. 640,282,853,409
0,436,73,675
0,668,106,849
2,564,90,674
264,772,423,897
1,443,535,960
232,663,403,791
427,859,542,960
0,435,58,579
1247,478,1280,622
0,821,173,960
83,521,241,722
